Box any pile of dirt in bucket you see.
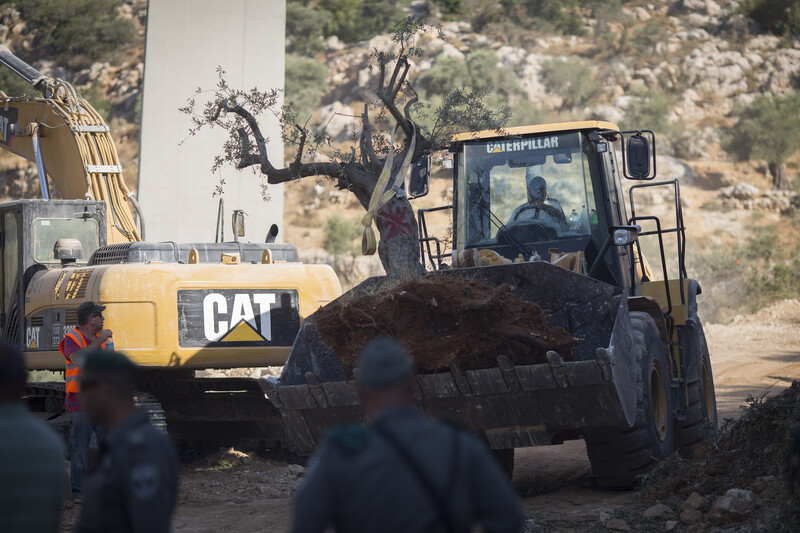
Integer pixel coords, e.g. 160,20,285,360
315,275,577,374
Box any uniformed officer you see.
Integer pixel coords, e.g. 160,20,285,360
292,337,524,533
74,350,178,533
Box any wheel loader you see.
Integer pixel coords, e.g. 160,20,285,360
262,121,718,488
0,47,341,445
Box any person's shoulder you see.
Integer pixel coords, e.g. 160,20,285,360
17,411,64,455
324,423,369,456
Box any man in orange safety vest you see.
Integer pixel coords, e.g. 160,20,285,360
58,301,113,502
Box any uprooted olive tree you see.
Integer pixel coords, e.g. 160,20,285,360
180,18,509,278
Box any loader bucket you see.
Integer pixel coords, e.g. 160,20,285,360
262,262,638,456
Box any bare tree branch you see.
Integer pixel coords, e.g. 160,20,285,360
361,104,382,168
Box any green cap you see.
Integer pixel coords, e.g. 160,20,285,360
80,349,137,375
77,301,106,323
353,337,415,389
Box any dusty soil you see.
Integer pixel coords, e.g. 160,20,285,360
58,299,800,532
316,276,577,374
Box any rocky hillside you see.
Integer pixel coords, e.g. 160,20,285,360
0,0,798,319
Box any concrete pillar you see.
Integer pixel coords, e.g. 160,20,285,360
138,0,285,243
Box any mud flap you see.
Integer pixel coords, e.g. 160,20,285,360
264,262,638,456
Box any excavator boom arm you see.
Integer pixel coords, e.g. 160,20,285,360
0,47,141,243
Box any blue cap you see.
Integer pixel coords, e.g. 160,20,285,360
353,337,415,389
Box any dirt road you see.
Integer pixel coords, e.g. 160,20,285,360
61,300,800,532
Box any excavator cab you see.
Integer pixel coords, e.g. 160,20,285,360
0,199,106,347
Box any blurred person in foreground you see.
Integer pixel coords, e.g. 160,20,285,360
0,340,66,533
292,336,524,533
74,350,178,533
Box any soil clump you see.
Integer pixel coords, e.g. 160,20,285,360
315,275,577,374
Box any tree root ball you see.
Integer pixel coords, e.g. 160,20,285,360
315,276,578,375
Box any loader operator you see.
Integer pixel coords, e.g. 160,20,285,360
58,300,113,502
292,337,523,533
508,174,567,231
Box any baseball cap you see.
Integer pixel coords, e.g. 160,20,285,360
353,337,415,389
77,301,106,323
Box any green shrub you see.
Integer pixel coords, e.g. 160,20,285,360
539,58,598,109
316,0,403,43
720,92,800,189
323,213,360,257
432,0,466,20
286,2,331,56
621,89,675,135
17,0,135,62
285,55,329,123
467,0,586,36
740,0,800,39
0,68,36,97
416,49,543,129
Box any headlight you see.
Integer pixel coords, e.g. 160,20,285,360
612,225,640,246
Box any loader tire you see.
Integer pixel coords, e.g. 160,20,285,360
584,312,674,489
675,322,717,455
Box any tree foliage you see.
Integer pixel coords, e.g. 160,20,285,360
468,0,586,36
323,213,361,257
721,91,800,190
181,18,511,277
285,56,329,124
621,89,675,135
16,0,135,62
741,0,800,39
539,57,598,109
286,2,331,55
287,0,403,45
416,49,540,128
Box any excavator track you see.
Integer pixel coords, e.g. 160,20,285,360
26,378,283,454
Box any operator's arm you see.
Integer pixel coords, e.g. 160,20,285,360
292,443,337,533
66,329,113,362
468,438,524,533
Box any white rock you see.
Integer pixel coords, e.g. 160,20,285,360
317,101,357,142
708,488,754,526
658,156,694,184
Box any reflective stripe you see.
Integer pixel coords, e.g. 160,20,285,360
66,363,78,370
65,375,79,383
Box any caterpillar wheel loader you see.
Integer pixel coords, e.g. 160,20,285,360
262,121,717,488
0,47,342,447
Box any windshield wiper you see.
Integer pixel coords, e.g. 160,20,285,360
474,198,533,259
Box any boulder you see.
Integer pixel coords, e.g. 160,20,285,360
658,156,694,185
605,518,631,531
708,489,754,526
643,503,674,521
317,101,357,142
665,520,679,532
681,491,704,511
680,509,703,525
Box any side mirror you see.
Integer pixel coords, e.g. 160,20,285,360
408,156,430,199
231,209,246,242
620,130,657,180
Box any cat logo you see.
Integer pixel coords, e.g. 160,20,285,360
0,107,19,147
26,326,40,349
177,289,300,348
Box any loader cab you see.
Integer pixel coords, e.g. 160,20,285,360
448,123,635,291
0,199,106,345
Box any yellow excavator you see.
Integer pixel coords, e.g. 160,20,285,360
0,46,341,445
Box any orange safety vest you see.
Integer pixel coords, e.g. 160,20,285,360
58,330,105,394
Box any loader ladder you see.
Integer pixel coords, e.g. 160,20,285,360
628,179,688,380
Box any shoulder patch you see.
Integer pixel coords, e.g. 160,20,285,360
326,424,368,454
130,463,160,500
